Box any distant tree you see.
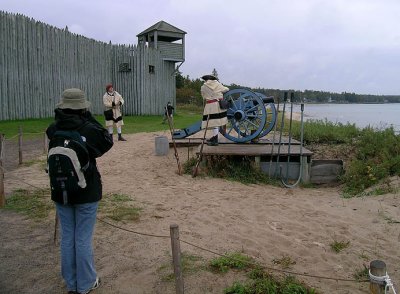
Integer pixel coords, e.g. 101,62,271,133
175,72,184,89
175,71,400,105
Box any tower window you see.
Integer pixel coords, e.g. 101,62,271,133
149,65,155,74
119,63,131,72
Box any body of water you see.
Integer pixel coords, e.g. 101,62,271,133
289,103,400,132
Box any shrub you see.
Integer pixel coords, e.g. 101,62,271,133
341,127,400,195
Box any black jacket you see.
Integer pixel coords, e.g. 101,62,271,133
46,109,113,204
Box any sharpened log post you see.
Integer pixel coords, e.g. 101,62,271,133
170,224,184,294
0,134,5,207
369,260,386,294
18,126,23,165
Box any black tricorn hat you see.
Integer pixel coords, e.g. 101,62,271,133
201,74,218,81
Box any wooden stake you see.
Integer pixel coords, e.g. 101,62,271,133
0,134,5,207
18,126,23,165
166,111,182,175
369,260,386,294
170,224,184,294
192,115,210,178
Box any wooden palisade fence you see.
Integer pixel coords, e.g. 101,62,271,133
0,11,179,120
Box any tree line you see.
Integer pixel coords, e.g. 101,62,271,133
176,72,400,104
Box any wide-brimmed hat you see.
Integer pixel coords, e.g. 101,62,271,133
56,88,91,110
201,74,218,81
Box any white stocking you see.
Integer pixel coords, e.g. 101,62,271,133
108,126,113,135
213,127,219,136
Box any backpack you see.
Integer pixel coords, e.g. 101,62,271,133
47,129,90,205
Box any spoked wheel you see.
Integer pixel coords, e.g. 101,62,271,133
221,89,267,143
254,92,277,138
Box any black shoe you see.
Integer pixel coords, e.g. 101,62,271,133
207,135,218,146
118,134,127,141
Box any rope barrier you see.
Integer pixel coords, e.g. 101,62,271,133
178,238,368,283
20,132,44,136
97,217,169,239
0,164,48,191
369,270,398,294
4,134,19,140
3,131,45,141
97,217,369,284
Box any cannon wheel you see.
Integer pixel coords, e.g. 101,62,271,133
254,92,277,139
220,89,267,143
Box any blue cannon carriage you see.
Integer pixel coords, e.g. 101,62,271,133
172,88,277,143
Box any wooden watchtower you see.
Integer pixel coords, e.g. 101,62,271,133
137,20,186,63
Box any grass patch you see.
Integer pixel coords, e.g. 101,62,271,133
99,193,142,222
330,239,350,253
4,188,53,220
21,158,47,168
158,252,205,282
353,265,369,282
184,156,278,186
225,267,316,294
209,252,254,273
0,104,202,139
0,118,53,139
291,119,360,145
183,157,198,175
272,254,296,269
340,127,400,196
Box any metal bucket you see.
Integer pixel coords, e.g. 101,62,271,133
155,136,169,156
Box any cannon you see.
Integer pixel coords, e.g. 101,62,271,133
172,88,277,143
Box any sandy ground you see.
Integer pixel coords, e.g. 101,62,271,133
0,131,399,294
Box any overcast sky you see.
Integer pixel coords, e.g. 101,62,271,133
2,0,400,95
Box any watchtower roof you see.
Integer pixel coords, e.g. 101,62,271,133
137,21,186,42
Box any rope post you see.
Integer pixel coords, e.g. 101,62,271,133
0,134,5,207
18,126,23,165
170,224,184,294
370,260,386,293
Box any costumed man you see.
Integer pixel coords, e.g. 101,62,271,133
200,74,229,146
103,83,127,141
162,101,174,125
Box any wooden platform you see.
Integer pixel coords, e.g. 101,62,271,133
170,135,302,147
167,134,313,182
198,143,312,157
169,133,311,157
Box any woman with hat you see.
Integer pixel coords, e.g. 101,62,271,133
201,74,229,146
46,88,113,294
103,84,127,141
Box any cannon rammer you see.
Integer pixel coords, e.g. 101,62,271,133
172,88,277,143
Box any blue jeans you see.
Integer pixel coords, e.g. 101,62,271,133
56,202,99,293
